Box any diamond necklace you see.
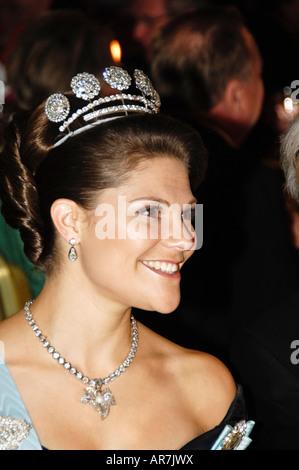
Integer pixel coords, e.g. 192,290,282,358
24,300,138,420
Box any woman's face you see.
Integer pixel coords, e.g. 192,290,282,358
79,156,197,313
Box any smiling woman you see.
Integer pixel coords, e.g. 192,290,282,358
0,67,254,450
83,156,196,315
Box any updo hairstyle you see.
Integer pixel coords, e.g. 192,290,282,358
0,99,207,274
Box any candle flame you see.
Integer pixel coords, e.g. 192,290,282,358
110,40,122,63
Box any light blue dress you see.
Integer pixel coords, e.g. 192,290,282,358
0,353,42,450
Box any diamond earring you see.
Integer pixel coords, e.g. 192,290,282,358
68,238,78,262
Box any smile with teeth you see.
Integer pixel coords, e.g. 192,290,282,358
141,260,179,274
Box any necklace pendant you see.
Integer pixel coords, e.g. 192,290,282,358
81,380,116,420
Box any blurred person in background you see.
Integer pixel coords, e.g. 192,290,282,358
0,0,52,64
230,114,299,450
128,0,206,61
5,9,114,112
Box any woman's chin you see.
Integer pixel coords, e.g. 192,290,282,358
141,296,181,315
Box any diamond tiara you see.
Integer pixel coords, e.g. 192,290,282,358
45,67,161,147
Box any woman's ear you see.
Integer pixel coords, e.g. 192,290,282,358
50,199,81,244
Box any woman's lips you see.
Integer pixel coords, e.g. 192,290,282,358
140,260,181,278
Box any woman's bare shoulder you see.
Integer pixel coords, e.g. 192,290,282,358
139,323,236,428
140,322,235,383
179,347,236,394
173,345,236,429
0,310,24,332
0,311,27,360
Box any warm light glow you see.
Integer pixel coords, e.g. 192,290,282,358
110,40,122,63
284,97,294,114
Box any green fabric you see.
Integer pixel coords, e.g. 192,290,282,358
0,204,45,297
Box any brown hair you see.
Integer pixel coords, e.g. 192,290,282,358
0,100,207,273
151,6,252,111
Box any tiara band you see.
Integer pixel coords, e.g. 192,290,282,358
45,67,161,147
52,117,122,148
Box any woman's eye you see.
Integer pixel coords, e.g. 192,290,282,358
182,208,195,224
138,205,161,218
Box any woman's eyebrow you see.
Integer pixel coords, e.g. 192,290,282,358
129,196,197,205
129,196,170,205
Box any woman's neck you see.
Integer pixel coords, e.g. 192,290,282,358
30,273,133,380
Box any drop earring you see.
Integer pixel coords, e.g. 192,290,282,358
68,238,78,261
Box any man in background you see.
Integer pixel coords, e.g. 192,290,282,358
128,0,204,60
